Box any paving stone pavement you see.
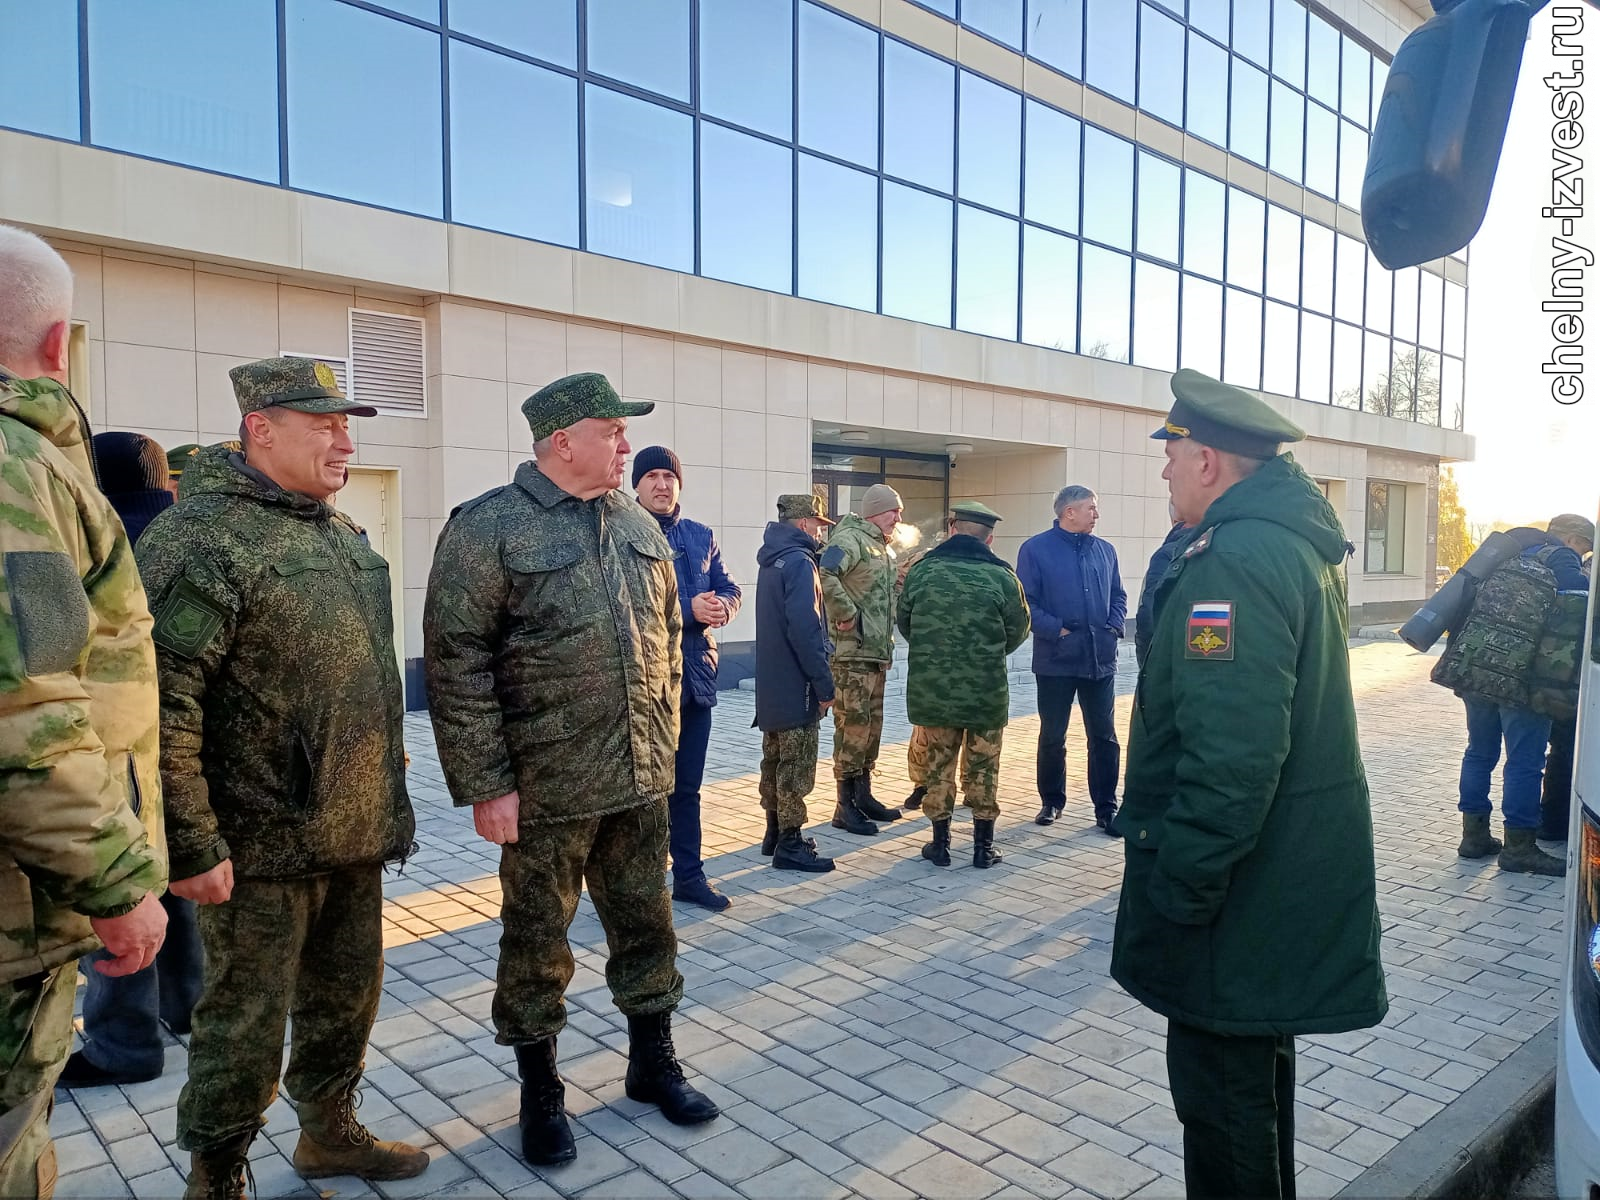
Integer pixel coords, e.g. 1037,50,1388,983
52,641,1563,1199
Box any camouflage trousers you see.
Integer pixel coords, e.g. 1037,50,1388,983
760,724,821,829
495,798,683,1044
0,965,74,1199
907,726,929,786
831,660,887,779
178,867,384,1152
922,726,1005,821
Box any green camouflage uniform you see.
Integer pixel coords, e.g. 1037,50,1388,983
136,439,414,1153
760,726,821,828
0,374,166,1198
895,535,943,788
820,513,894,779
424,460,685,1044
898,534,1030,822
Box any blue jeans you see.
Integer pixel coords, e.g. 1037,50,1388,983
1457,696,1553,831
78,891,203,1075
1035,673,1121,816
668,702,714,887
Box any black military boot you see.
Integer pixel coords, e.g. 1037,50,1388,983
854,772,901,822
972,818,1003,868
514,1039,576,1166
760,809,779,856
772,828,835,872
1457,813,1501,859
1034,803,1059,826
921,818,952,866
831,779,878,836
183,1133,253,1200
624,1012,721,1126
1499,828,1566,876
904,785,926,810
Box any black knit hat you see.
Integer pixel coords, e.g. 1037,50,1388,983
91,431,173,546
632,445,683,491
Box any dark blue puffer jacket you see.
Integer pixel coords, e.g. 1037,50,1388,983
1016,526,1127,679
754,521,835,732
649,506,742,707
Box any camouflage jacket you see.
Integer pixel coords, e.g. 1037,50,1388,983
423,462,683,825
893,532,945,603
820,513,895,664
136,446,414,881
0,375,165,982
898,535,1030,729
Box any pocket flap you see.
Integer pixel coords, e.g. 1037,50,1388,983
272,555,334,576
350,545,390,571
627,533,675,561
506,542,582,573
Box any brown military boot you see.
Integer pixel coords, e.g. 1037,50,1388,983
292,1089,429,1181
1499,827,1566,876
1457,812,1501,859
183,1133,252,1200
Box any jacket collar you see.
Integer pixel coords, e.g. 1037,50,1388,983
646,502,682,532
0,374,95,482
929,532,1012,570
515,460,619,510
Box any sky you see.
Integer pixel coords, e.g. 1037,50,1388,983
1452,4,1597,529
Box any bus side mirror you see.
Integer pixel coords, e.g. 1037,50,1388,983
1361,0,1532,269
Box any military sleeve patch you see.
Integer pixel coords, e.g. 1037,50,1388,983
152,577,227,660
1185,601,1234,660
819,545,846,573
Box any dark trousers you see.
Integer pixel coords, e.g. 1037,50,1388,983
1542,715,1577,839
1167,1022,1296,1200
1035,673,1120,815
668,702,714,887
78,892,202,1075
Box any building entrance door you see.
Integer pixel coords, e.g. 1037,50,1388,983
335,466,405,669
811,444,950,542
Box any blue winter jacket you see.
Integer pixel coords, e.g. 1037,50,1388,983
648,506,742,708
754,521,835,732
1016,526,1127,679
1507,526,1589,592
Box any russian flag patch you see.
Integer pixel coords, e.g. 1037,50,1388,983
1186,601,1234,660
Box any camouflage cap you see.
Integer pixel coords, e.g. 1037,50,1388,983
1151,368,1305,459
950,500,1003,528
521,372,654,441
777,493,834,524
229,357,377,417
166,443,201,478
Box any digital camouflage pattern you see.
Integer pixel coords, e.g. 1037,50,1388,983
1530,589,1588,720
820,513,896,664
760,724,821,829
0,966,74,1199
830,661,887,779
494,799,681,1042
177,869,384,1152
521,372,654,443
920,727,1004,821
0,375,165,980
1432,549,1564,713
424,461,683,822
898,534,1031,730
135,444,414,880
776,493,832,524
228,355,375,416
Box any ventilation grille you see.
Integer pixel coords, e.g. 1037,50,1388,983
349,309,426,416
282,353,348,395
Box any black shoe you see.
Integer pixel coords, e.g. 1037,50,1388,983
1095,810,1123,839
672,877,731,911
973,818,1003,868
513,1039,576,1166
58,1049,161,1088
760,810,779,856
831,780,878,836
921,818,952,867
1034,804,1058,827
772,828,835,872
624,1013,720,1126
904,786,926,810
854,773,901,822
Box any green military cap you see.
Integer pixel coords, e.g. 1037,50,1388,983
166,443,201,478
521,372,653,442
950,501,1003,528
229,357,377,417
1151,368,1305,460
1549,513,1596,546
777,493,834,524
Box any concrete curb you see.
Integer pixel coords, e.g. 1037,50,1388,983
1336,1018,1556,1200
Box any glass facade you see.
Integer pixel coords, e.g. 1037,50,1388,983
0,0,1464,429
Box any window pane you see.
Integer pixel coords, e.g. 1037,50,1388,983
1341,37,1370,126
1181,275,1223,379
587,0,688,100
1444,280,1466,357
1304,101,1337,198
1307,12,1339,108
1365,481,1404,573
1133,261,1179,372
1024,101,1080,233
1387,342,1417,419
1137,152,1180,264
376,0,436,20
701,123,792,293
1370,57,1389,127
1334,232,1365,324
1391,265,1419,342
1268,82,1303,183
1022,226,1079,351
450,43,577,245
1300,311,1332,403
1302,220,1333,314
1187,33,1229,147
959,72,1021,213
1416,348,1441,424
287,0,442,216
1263,301,1298,396
885,40,955,192
1183,170,1225,280
1265,206,1300,303
1271,0,1305,90
1365,251,1392,332
1084,0,1135,103
1138,4,1185,126
1362,330,1389,412
1080,247,1131,360
1226,188,1264,292
1233,0,1269,67
585,87,692,271
963,0,1024,49
1332,321,1362,407
1223,288,1262,388
1082,127,1133,249
1337,120,1367,209
1418,269,1444,350
0,3,78,139
700,0,792,139
1028,0,1083,79
1189,0,1228,44
1442,355,1464,429
799,3,878,167
922,0,957,13
798,155,877,309
956,206,1020,339
883,184,953,325
1230,58,1268,165
449,0,576,67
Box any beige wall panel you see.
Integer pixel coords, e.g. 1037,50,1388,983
882,374,918,430
679,468,723,532
507,315,569,388
440,446,512,514
807,363,848,423
195,352,252,433
448,225,575,315
196,271,278,359
674,341,722,408
957,27,1023,87
437,303,507,383
992,392,1022,441
278,286,353,360
722,409,767,470
61,250,105,332
882,0,957,56
765,355,808,418
845,369,885,427
622,332,675,403
299,196,448,294
402,517,434,592
565,322,623,381
720,469,769,537
917,379,953,434
104,342,197,431
721,349,767,413
679,274,773,347
573,252,680,331
676,404,723,468
103,257,194,352
439,375,512,452
766,415,812,476
629,400,674,456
